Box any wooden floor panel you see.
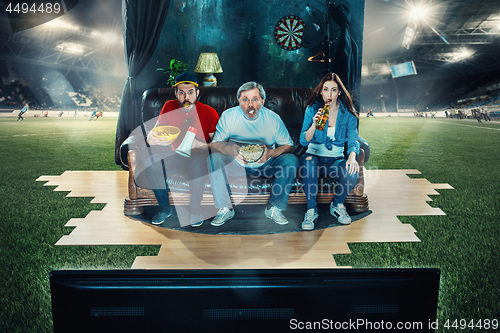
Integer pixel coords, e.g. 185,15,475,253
36,168,453,269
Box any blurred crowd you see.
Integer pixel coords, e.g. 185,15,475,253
0,60,122,111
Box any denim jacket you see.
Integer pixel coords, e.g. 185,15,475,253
299,100,360,156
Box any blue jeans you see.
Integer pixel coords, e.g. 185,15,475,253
299,153,358,211
143,149,209,210
207,152,299,211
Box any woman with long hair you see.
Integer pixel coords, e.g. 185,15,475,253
299,73,360,230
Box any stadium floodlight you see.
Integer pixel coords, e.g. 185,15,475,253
91,31,120,44
450,48,474,62
402,3,433,49
101,32,119,44
55,42,85,55
403,21,417,49
361,65,369,77
44,19,79,33
410,6,428,21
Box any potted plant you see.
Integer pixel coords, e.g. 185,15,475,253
157,59,187,86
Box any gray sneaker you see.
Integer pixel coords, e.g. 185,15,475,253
301,208,319,231
190,213,204,227
211,207,235,226
265,205,289,225
330,203,351,225
152,206,172,225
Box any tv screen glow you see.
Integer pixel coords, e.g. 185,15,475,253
391,61,417,78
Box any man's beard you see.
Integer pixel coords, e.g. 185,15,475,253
243,107,260,120
180,100,196,112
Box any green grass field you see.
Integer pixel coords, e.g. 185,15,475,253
0,116,499,332
340,117,500,330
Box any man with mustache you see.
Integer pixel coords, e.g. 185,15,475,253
144,72,219,227
207,81,299,226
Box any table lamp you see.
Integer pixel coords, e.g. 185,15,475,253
194,52,223,86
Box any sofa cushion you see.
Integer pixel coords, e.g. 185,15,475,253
134,167,348,195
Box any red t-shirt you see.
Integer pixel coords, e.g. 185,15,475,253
158,100,219,149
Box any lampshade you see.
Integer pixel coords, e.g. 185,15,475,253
194,53,223,86
194,53,223,74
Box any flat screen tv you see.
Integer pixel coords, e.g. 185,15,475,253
391,61,418,78
50,268,440,332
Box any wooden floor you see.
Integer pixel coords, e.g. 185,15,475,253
36,168,453,269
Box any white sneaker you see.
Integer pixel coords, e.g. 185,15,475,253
330,203,351,225
265,205,289,225
211,207,234,226
301,208,319,231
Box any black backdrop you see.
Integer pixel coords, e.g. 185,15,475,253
115,0,365,167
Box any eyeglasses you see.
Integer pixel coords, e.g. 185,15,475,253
241,97,261,104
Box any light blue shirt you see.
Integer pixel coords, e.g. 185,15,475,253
307,126,344,157
213,105,293,167
299,100,360,157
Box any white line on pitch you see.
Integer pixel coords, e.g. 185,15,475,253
433,121,500,131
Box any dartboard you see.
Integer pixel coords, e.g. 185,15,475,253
274,15,305,51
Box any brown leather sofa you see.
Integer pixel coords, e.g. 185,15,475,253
119,87,369,215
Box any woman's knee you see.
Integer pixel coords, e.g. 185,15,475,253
340,168,359,184
299,155,319,178
347,170,359,183
299,154,319,168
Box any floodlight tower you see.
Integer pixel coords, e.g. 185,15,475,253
402,5,428,50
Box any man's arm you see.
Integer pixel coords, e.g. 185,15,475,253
146,119,171,146
191,132,215,149
259,144,293,163
266,112,294,162
211,141,293,165
191,105,220,150
208,111,232,154
211,141,249,164
211,141,238,156
271,144,293,156
146,101,174,146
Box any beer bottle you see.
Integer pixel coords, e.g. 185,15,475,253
315,99,331,131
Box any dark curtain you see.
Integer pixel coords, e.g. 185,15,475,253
115,0,170,167
330,4,360,112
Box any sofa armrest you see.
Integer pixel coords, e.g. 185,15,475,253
127,149,139,200
356,148,365,166
358,135,370,163
351,148,366,196
119,134,146,170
